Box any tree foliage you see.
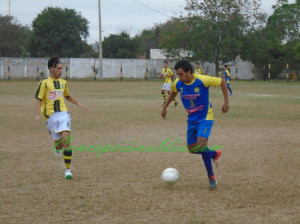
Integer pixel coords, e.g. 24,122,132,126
296,42,300,60
136,26,161,58
103,32,142,58
29,7,93,57
159,0,266,75
0,15,31,57
242,0,300,72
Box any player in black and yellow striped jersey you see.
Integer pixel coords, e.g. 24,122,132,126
194,62,204,75
160,61,178,107
35,57,87,179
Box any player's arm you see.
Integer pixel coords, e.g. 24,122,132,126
161,90,178,119
35,100,42,128
65,96,87,111
220,79,229,113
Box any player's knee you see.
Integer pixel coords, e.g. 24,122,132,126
188,144,199,154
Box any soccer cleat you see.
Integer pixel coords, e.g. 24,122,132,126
65,169,73,179
209,175,217,189
230,93,232,96
174,102,179,107
212,150,221,167
54,148,62,157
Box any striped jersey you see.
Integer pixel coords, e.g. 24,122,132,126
35,76,70,120
161,68,174,84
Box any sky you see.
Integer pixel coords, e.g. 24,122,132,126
0,0,295,44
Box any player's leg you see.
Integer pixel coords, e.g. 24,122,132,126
47,115,63,157
187,121,219,189
227,83,232,96
161,86,167,106
61,131,73,179
54,112,73,179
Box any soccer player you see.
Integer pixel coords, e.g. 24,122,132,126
224,65,233,96
161,60,229,189
160,61,178,107
34,57,87,179
194,62,204,75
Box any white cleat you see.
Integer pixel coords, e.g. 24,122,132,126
65,169,73,179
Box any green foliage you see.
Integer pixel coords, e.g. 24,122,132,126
29,7,92,57
103,32,142,58
296,42,300,60
157,0,266,75
136,26,160,58
242,0,300,74
0,15,31,57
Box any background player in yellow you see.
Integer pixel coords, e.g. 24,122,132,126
161,60,229,189
35,57,87,179
160,61,178,106
194,62,204,75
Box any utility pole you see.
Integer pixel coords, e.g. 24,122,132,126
98,0,103,80
9,0,11,16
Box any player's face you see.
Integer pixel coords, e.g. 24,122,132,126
163,63,168,68
196,64,200,69
50,64,63,79
176,68,193,83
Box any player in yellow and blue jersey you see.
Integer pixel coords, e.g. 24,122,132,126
161,60,229,189
224,65,233,96
160,61,178,107
35,57,87,179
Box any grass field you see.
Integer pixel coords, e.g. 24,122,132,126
1,79,300,224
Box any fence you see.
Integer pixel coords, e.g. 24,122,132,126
0,57,298,80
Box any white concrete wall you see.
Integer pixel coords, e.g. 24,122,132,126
0,57,257,80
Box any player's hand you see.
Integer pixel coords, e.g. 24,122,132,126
35,115,40,128
161,108,167,119
79,103,87,111
222,104,229,113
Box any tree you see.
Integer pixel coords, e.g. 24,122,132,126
103,32,142,58
0,15,31,57
268,0,300,43
160,0,267,76
296,42,300,60
137,26,161,58
242,0,300,75
29,7,92,57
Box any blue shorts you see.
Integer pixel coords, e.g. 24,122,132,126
187,120,214,145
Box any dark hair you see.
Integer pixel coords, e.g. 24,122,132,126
174,60,194,73
224,65,228,68
196,62,200,65
48,57,62,69
163,61,168,64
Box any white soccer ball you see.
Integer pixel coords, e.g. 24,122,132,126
161,168,179,184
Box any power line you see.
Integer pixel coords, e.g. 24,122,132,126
132,0,171,18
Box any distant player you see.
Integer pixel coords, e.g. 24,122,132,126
194,62,204,75
161,60,229,189
224,65,233,96
160,61,178,107
35,57,87,179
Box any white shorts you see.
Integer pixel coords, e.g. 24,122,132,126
162,83,172,91
46,111,71,141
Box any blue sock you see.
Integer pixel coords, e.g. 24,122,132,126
196,149,214,177
201,151,214,177
210,149,217,159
